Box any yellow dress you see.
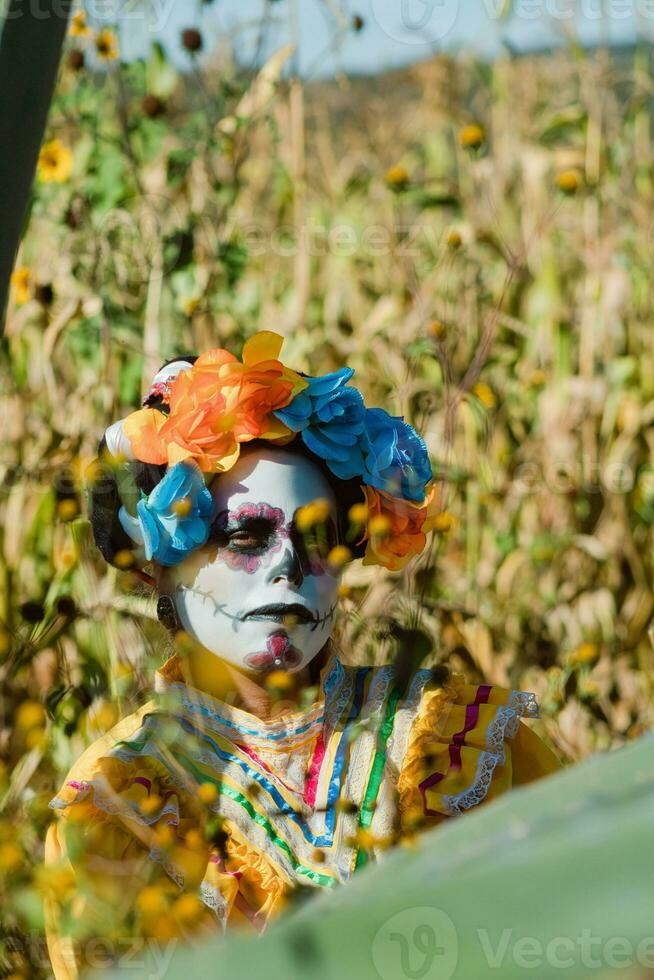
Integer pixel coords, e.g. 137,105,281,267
44,650,560,978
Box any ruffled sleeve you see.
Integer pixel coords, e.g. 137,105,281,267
397,674,561,830
43,702,216,979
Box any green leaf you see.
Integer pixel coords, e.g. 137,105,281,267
105,735,654,980
146,41,179,100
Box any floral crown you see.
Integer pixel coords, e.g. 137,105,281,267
101,331,439,571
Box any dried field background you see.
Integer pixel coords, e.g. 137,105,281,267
1,19,654,973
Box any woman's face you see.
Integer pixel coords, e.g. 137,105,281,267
162,445,341,677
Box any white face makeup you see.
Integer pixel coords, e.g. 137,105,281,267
164,445,341,677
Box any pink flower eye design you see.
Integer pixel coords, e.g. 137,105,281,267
210,502,288,573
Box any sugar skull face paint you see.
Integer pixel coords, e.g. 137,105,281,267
161,445,342,677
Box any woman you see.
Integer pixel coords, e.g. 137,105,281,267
44,331,560,978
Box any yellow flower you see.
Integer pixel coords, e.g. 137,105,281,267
136,885,168,917
0,842,22,872
348,503,368,525
472,381,496,409
16,700,45,732
368,514,392,537
197,782,218,805
35,863,76,899
327,545,352,570
37,140,73,183
556,169,582,194
446,229,462,249
265,670,294,694
182,297,200,317
25,729,46,750
57,498,79,522
428,320,446,340
296,497,331,531
173,894,203,924
153,824,174,848
139,794,162,816
70,10,90,36
95,28,119,61
11,267,31,304
459,123,486,149
172,497,192,517
567,643,599,667
433,512,456,534
114,548,135,570
0,630,10,658
384,165,409,189
337,583,351,599
91,701,119,732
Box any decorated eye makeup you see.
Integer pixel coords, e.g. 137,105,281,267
208,501,340,576
209,503,287,572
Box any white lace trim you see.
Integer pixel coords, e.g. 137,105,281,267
199,881,229,927
440,688,539,816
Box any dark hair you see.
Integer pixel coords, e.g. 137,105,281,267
88,357,366,569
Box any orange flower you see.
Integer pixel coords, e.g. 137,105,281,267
359,483,441,571
123,332,308,473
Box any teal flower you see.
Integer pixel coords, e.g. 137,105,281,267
274,368,367,480
360,408,432,502
119,461,213,566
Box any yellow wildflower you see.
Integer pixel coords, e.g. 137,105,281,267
173,894,203,924
57,498,79,522
139,794,162,817
265,671,294,694
136,885,168,917
197,782,218,805
114,549,135,570
368,514,391,537
0,842,23,872
385,165,410,190
95,28,119,61
172,497,192,517
327,545,352,570
433,512,456,534
459,123,485,149
296,497,331,531
556,169,582,194
567,643,599,667
10,267,31,304
38,140,73,183
16,700,45,731
70,10,90,37
472,381,496,409
348,503,368,525
0,630,10,658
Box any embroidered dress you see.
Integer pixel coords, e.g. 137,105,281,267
44,650,560,978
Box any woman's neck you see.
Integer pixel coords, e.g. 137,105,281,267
178,642,317,721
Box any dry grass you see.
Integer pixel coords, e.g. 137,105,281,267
1,35,654,972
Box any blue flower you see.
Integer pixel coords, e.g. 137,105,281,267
360,408,432,502
119,461,213,566
274,368,368,481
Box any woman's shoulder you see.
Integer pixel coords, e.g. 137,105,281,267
397,670,562,827
49,698,163,818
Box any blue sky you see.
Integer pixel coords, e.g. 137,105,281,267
107,0,650,76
